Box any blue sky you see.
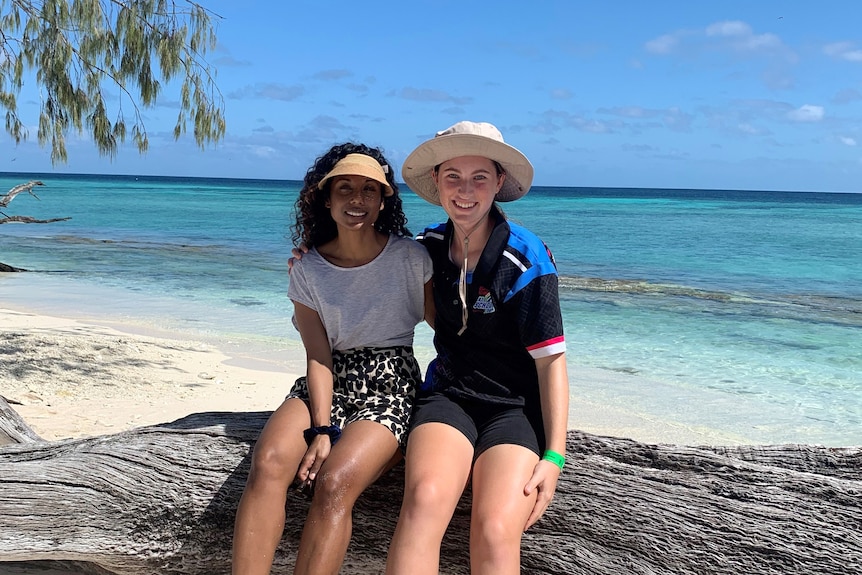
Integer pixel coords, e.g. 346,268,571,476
5,1,862,192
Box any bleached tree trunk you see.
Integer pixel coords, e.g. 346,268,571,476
1,397,860,575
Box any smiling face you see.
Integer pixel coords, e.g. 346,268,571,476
326,174,384,232
432,155,505,231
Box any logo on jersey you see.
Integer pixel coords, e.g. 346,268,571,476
472,286,496,314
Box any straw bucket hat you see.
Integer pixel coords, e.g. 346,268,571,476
401,121,534,205
318,153,393,196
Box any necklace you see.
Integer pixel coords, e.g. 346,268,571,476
450,219,487,336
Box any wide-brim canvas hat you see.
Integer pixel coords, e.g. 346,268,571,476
401,121,534,205
318,153,393,196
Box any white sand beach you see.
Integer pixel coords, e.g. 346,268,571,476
1,307,294,441
1,306,736,446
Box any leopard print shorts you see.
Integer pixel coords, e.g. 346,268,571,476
286,346,420,446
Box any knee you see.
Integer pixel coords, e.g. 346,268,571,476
309,466,356,515
247,441,295,486
402,474,455,518
471,510,523,554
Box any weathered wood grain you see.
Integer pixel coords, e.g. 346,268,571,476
1,405,860,575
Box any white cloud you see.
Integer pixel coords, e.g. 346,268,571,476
647,20,791,66
313,69,352,81
550,88,573,100
599,106,693,131
663,107,694,131
705,21,781,52
541,110,618,134
740,33,782,51
705,21,751,37
250,145,277,158
645,34,678,55
228,83,304,101
573,118,613,134
824,42,862,62
347,83,369,93
399,87,472,105
839,136,857,146
824,42,854,55
787,105,824,122
601,106,652,118
622,143,656,152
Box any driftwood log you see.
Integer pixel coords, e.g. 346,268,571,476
1,180,70,270
1,179,70,227
0,181,46,208
1,397,860,575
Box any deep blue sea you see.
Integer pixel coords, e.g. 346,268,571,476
1,173,860,446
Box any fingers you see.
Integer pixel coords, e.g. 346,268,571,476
307,450,325,480
523,461,561,531
524,480,554,530
523,473,540,496
288,245,310,272
524,500,548,531
296,451,316,483
297,436,331,483
523,459,557,497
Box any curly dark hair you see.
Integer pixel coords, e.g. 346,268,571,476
291,143,410,248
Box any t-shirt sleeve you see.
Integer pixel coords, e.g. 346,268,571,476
417,242,433,283
287,260,316,311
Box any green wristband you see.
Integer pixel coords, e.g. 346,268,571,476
542,449,565,470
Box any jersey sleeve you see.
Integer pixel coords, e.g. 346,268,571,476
513,274,566,359
506,239,566,359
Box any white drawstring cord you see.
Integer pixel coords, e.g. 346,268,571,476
452,219,486,336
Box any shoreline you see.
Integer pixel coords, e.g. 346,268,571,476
1,307,296,441
2,305,764,447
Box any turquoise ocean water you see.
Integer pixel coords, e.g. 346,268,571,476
1,173,860,446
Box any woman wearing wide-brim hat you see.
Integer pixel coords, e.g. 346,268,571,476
386,122,570,574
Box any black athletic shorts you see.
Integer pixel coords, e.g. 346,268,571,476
409,392,542,458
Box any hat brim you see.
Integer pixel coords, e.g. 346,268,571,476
401,133,533,205
319,158,393,197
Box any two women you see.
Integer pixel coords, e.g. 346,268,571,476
232,143,433,575
235,122,568,574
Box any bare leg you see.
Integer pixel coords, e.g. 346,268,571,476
293,420,401,575
469,444,539,575
232,397,310,575
385,423,474,575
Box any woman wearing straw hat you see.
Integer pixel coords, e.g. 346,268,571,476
233,144,433,575
386,122,569,574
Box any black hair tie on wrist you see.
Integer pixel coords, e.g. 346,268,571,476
303,424,342,446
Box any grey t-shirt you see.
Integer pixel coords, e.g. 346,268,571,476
288,235,432,350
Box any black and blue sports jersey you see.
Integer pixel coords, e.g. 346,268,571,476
417,206,566,411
